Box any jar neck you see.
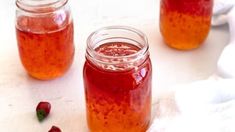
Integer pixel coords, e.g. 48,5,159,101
16,0,68,13
86,26,149,71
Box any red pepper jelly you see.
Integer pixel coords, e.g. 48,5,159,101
83,27,152,132
16,0,74,80
160,0,213,50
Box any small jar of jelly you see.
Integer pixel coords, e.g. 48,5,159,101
16,0,74,80
160,0,213,50
83,26,152,132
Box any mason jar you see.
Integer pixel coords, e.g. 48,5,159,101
83,26,152,132
160,0,213,50
16,0,74,80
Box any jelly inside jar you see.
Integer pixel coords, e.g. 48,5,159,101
160,0,213,50
84,42,152,132
16,14,74,80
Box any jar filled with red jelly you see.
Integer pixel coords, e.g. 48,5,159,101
16,0,74,80
160,0,213,50
83,26,152,132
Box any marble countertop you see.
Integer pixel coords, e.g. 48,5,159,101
0,0,229,131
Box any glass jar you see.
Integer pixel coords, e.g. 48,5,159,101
160,0,213,50
15,0,74,80
83,26,152,132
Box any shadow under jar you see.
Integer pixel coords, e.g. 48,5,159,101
160,0,213,50
83,26,152,132
16,0,74,80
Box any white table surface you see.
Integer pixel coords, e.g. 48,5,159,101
0,0,230,131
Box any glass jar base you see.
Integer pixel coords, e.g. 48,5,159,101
27,71,66,80
164,40,205,51
88,120,150,132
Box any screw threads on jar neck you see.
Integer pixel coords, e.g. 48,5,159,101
16,0,68,13
86,26,149,71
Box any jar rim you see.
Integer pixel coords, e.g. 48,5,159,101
16,0,68,13
86,26,149,65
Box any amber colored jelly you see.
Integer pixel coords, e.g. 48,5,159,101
16,16,74,80
160,0,213,50
83,42,152,132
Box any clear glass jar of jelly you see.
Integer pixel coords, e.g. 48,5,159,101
83,26,152,132
16,0,74,80
160,0,213,50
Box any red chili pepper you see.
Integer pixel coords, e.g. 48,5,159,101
36,102,51,122
48,126,62,132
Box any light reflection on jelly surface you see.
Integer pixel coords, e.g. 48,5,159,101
83,42,152,132
16,14,74,80
160,0,213,50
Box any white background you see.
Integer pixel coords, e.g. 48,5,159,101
0,0,229,131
